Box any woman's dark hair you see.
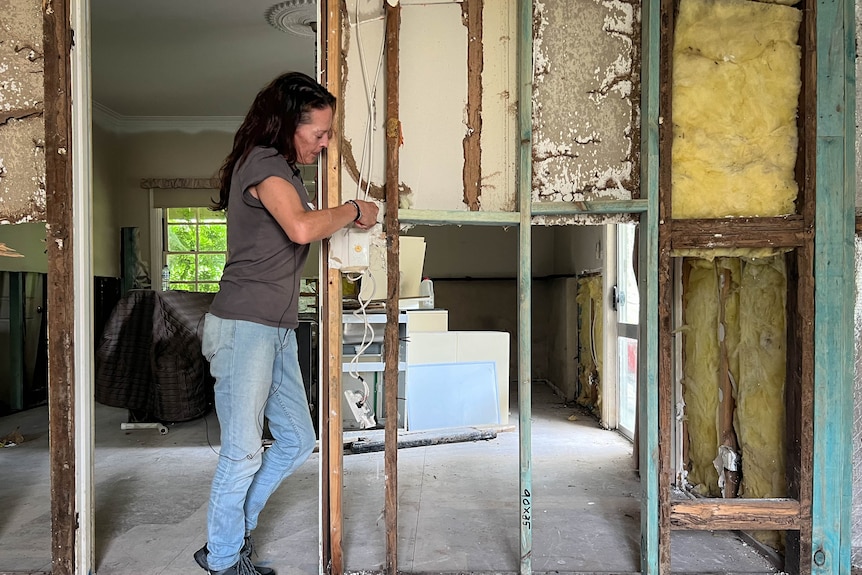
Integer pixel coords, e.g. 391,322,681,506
212,71,336,210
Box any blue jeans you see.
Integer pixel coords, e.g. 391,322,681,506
201,313,316,571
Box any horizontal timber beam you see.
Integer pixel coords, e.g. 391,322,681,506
670,216,809,250
670,498,801,531
531,199,648,215
400,200,647,227
399,209,520,226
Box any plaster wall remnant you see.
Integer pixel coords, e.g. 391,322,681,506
532,0,639,212
341,0,517,213
0,0,46,225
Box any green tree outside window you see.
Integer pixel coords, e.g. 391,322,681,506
164,207,226,293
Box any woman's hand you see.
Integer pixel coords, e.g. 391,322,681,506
352,199,379,230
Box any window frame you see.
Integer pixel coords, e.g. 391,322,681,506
162,206,227,293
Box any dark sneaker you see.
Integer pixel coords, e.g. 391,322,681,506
194,540,275,575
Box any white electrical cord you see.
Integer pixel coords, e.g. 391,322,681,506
353,0,386,203
341,2,386,405
345,269,377,403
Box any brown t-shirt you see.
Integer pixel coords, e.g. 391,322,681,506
209,146,312,329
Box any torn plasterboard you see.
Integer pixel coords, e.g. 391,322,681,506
532,0,639,208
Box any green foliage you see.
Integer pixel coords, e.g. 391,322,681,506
165,207,227,293
167,224,195,252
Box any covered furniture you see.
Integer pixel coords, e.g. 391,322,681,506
95,289,215,423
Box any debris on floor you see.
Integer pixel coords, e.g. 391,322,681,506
1,427,25,447
347,427,498,454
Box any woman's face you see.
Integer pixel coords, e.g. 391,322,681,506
294,106,333,165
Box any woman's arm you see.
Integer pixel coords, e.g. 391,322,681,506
253,175,379,244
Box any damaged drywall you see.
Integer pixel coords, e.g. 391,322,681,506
342,0,637,216
531,0,639,210
0,0,46,225
341,0,517,212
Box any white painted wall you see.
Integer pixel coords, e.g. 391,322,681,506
341,0,517,212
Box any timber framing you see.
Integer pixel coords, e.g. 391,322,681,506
44,0,76,574
669,216,810,250
670,499,802,531
657,0,674,570
32,0,852,572
383,3,402,574
321,0,343,572
461,0,483,211
655,0,855,572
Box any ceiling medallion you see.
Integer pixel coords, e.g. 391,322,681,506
266,0,318,38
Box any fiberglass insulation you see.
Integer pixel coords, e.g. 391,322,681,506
681,256,786,509
681,258,739,494
672,0,802,219
576,275,603,411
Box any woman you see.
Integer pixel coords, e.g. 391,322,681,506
194,72,378,575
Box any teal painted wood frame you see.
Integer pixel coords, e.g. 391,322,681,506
401,2,659,573
398,201,648,226
811,0,855,571
639,0,661,570
517,0,534,572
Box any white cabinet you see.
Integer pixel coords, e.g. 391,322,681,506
341,309,508,430
341,309,448,430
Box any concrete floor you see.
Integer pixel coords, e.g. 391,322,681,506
0,382,778,574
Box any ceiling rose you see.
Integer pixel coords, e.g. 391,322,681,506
266,0,317,38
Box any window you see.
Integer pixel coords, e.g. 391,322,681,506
164,207,226,293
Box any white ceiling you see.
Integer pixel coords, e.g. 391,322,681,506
91,0,318,118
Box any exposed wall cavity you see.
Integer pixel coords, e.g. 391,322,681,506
575,274,603,412
680,255,787,549
531,0,639,208
0,0,45,225
672,0,801,219
341,0,516,213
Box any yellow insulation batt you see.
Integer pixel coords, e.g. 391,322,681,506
576,275,604,411
681,258,741,495
672,0,802,219
681,255,785,510
736,256,787,548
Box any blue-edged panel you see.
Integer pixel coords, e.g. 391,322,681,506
405,361,499,431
